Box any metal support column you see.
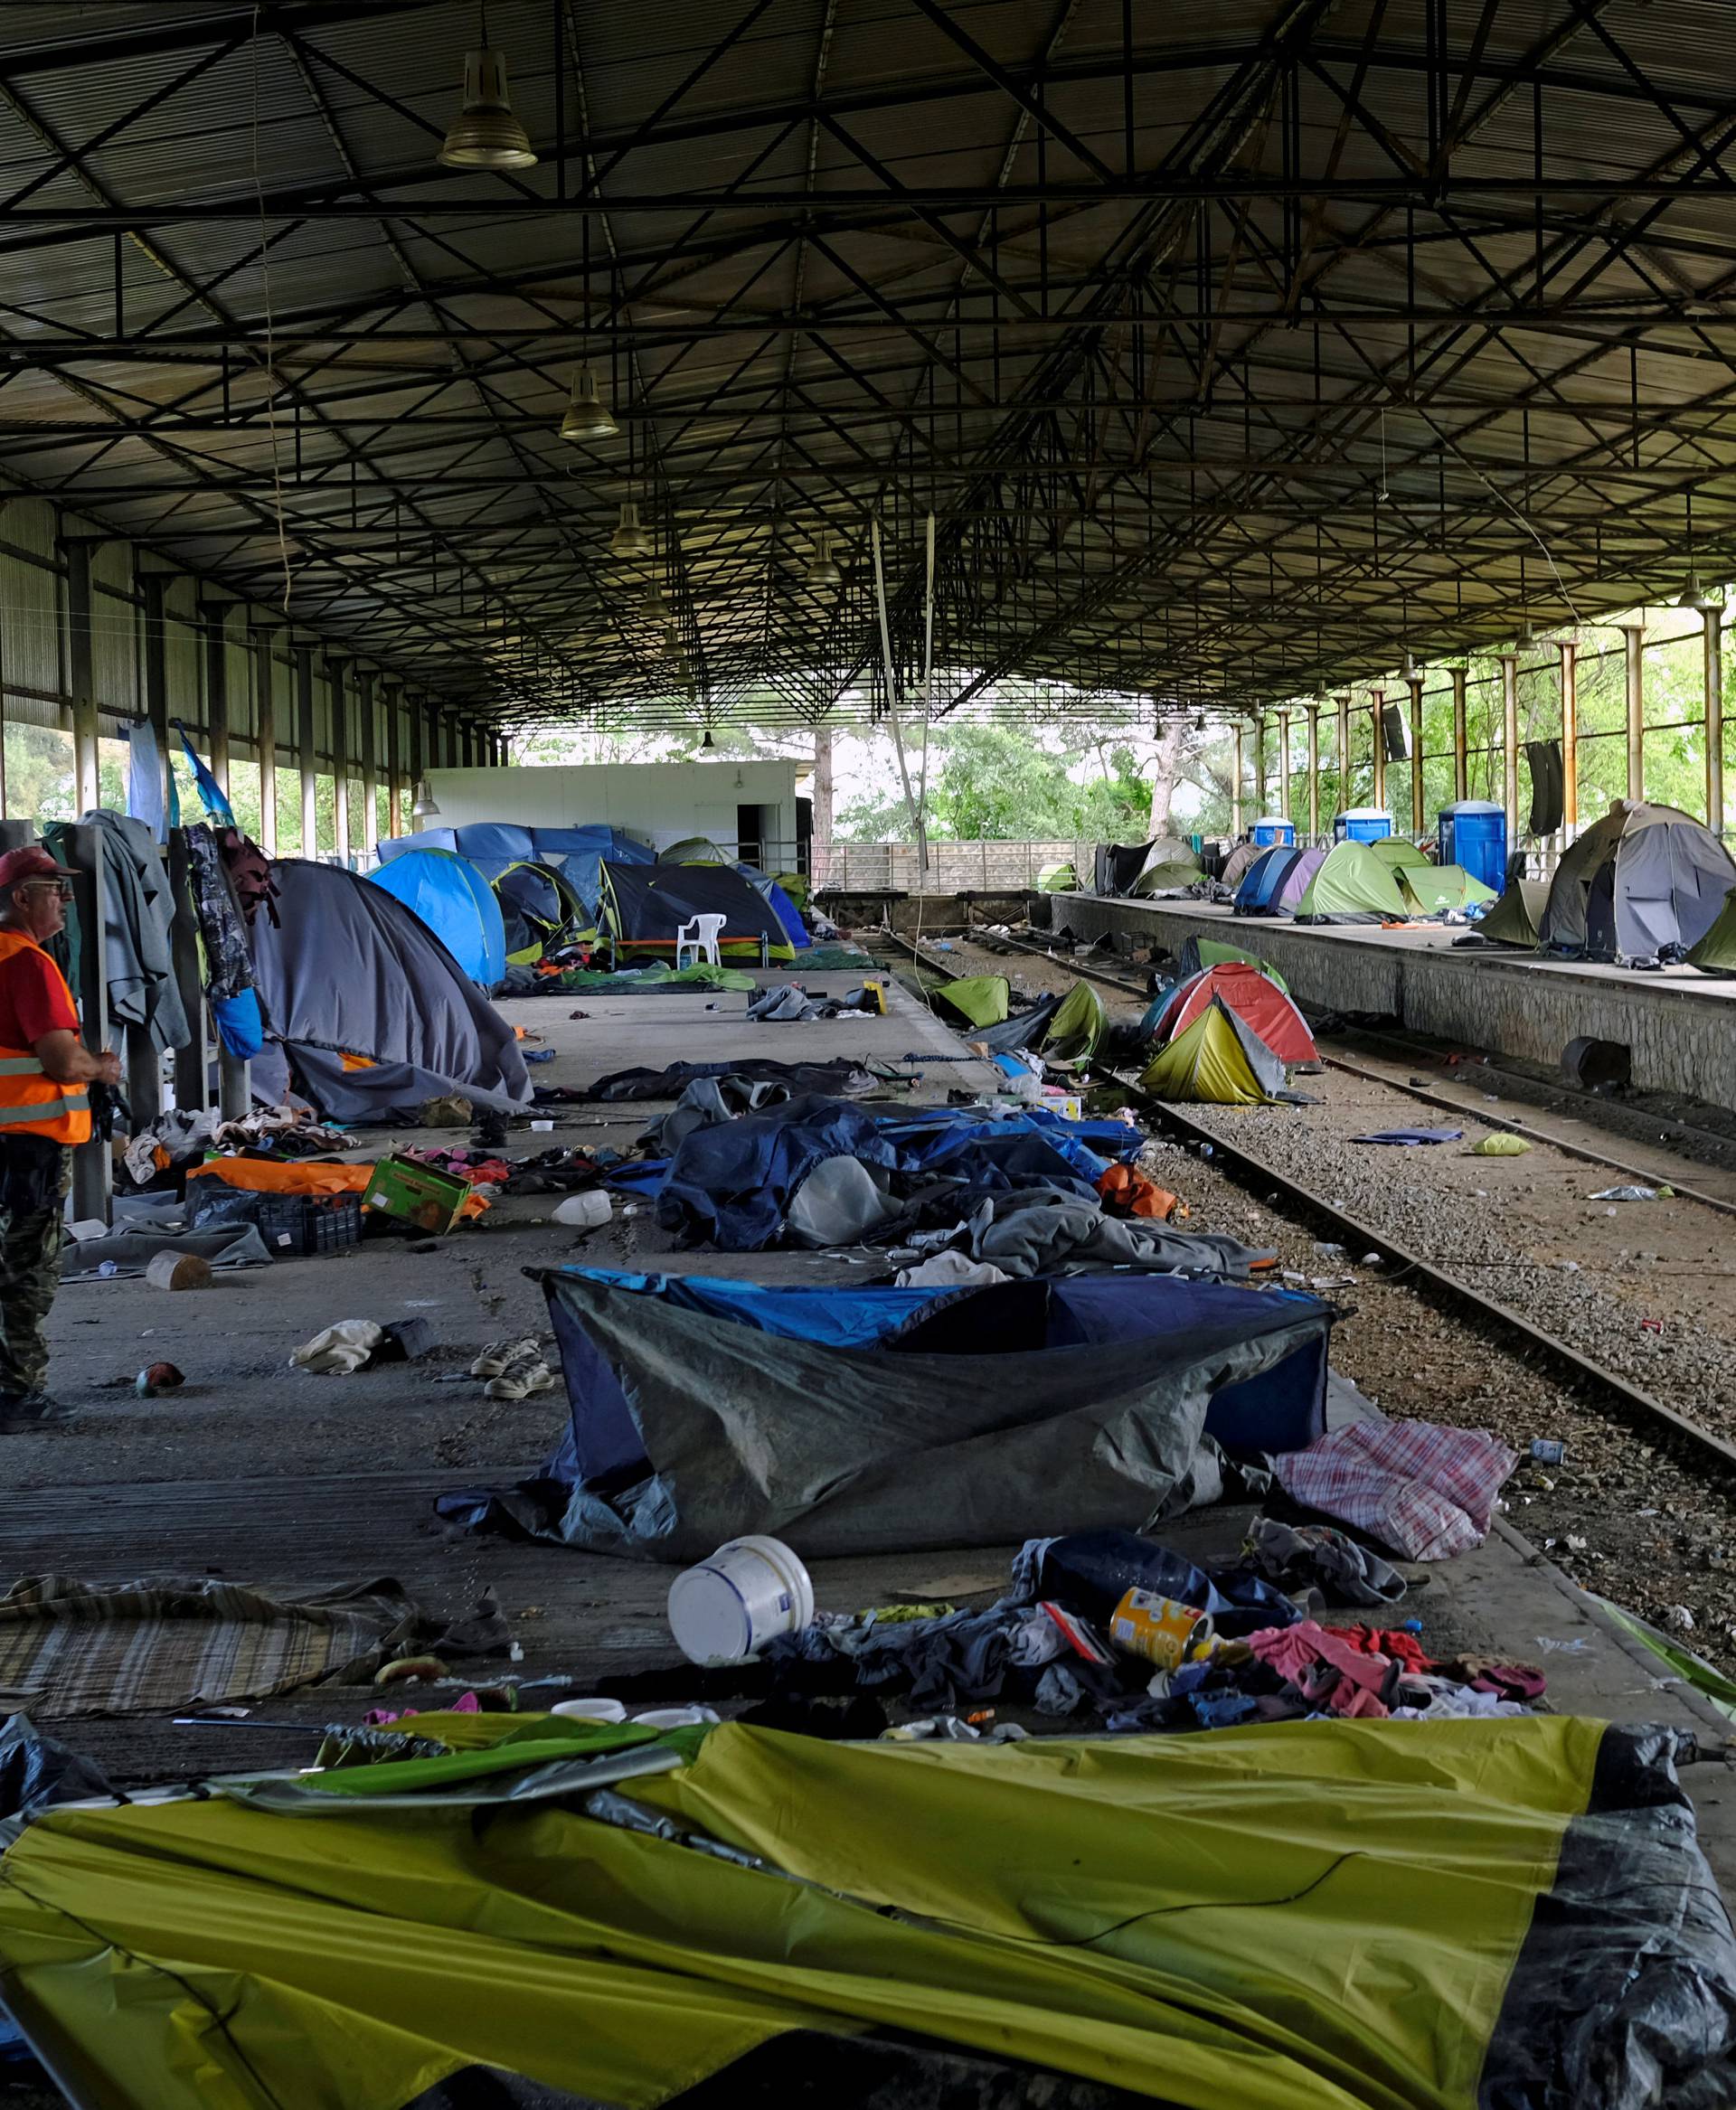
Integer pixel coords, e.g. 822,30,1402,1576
1278,709,1291,819
61,822,110,1224
1231,725,1243,837
1407,674,1425,832
1499,654,1520,840
1622,623,1646,801
203,605,231,794
384,683,403,837
1306,706,1320,837
1251,716,1267,815
1451,665,1468,802
1705,606,1724,837
1370,689,1385,810
358,668,379,857
296,644,317,856
252,628,278,854
140,572,172,826
1335,692,1349,811
63,542,100,814
1560,639,1579,834
327,659,350,867
409,692,426,798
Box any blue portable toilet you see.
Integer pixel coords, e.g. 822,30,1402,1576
1333,806,1392,843
1439,799,1507,893
1250,814,1295,848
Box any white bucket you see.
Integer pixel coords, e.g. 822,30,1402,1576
667,1535,816,1664
552,1696,627,1724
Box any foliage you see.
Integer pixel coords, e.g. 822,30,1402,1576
836,721,1153,842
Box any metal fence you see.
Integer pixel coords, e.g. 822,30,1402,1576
816,839,1091,891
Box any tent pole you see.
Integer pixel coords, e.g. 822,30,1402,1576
1622,622,1646,801
1450,665,1468,802
1500,653,1519,840
1704,604,1723,839
1560,639,1578,839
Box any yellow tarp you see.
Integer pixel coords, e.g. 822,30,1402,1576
0,1715,1604,2110
1138,1003,1268,1103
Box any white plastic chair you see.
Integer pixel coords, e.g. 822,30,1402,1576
675,913,727,969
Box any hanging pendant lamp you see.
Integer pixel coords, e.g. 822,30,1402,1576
806,531,843,589
437,27,537,171
609,499,651,558
641,584,671,622
560,363,618,442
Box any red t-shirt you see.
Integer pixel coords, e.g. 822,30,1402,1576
0,941,80,1052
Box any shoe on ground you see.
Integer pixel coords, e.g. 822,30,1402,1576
484,1354,554,1402
0,1393,76,1432
469,1335,538,1379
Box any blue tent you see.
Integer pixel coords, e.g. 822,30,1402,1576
378,824,653,917
365,848,506,986
736,864,811,950
1232,843,1303,916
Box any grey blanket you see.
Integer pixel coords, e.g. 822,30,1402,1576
963,1191,1273,1280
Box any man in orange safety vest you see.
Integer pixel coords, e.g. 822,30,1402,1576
0,846,119,1430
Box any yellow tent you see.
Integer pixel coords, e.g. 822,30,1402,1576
1138,996,1281,1104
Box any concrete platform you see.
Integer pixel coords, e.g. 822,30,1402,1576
1043,892,1736,1111
4,956,1732,1887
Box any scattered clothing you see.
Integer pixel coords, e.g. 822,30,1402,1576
583,1058,878,1103
892,1250,1011,1289
1272,1416,1517,1560
1246,1516,1406,1606
290,1321,384,1375
77,808,189,1055
484,1353,555,1402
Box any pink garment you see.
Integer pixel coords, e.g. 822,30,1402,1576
1246,1620,1392,1718
1270,1418,1517,1560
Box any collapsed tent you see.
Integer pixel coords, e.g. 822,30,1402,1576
364,849,505,986
1291,841,1410,924
445,1263,1331,1555
1176,934,1291,993
1232,843,1303,915
1539,798,1736,963
933,975,1009,1028
1,1710,1728,2110
494,859,591,964
1038,978,1106,1061
1475,877,1550,949
1150,962,1317,1065
597,860,795,963
1139,995,1285,1104
1398,862,1497,916
248,860,532,1121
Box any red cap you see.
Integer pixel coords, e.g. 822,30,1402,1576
0,846,74,893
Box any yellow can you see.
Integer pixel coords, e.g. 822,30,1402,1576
1109,1587,1214,1671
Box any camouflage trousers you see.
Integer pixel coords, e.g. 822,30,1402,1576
0,1139,69,1402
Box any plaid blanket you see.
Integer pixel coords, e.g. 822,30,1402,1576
0,1576,422,1718
1271,1418,1517,1561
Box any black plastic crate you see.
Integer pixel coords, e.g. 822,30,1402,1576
255,1192,363,1257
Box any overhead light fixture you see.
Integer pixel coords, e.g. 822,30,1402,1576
609,499,651,559
1680,572,1717,612
1193,711,1207,732
437,22,537,172
695,727,720,761
806,532,843,589
410,779,440,819
559,364,618,443
641,585,671,622
1514,621,1538,650
1401,652,1419,680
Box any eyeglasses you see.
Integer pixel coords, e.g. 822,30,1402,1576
20,881,72,900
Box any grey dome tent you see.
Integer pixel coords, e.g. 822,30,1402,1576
1539,800,1736,964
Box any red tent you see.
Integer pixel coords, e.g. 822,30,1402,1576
1152,961,1319,1066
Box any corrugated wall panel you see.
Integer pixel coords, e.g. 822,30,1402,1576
90,542,137,723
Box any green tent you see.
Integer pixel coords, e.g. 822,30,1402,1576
1477,879,1549,949
1039,979,1106,1063
1292,841,1410,924
933,974,1010,1028
1138,994,1282,1103
1177,935,1291,994
1126,858,1204,897
0,1709,1676,2110
1037,860,1078,892
772,870,810,909
1688,887,1736,973
658,836,731,864
1372,835,1431,870
1399,862,1497,916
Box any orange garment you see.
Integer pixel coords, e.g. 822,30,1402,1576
338,1052,378,1072
1096,1163,1185,1222
0,929,92,1145
189,1157,487,1216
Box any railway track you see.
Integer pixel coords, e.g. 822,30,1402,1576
872,921,1736,1484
